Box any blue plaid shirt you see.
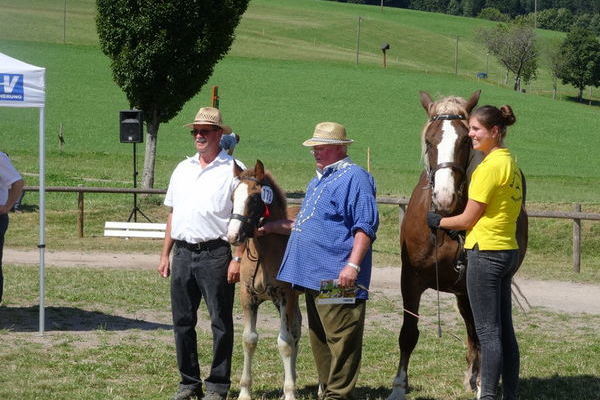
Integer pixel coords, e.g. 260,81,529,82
277,158,379,299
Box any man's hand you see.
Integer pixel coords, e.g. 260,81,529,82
338,265,358,288
157,256,171,278
427,212,442,230
227,259,240,284
0,204,9,215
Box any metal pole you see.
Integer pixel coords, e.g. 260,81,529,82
573,203,581,273
356,17,362,65
38,106,46,335
133,142,138,222
455,36,459,75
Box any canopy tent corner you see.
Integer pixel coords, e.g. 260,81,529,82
0,51,47,334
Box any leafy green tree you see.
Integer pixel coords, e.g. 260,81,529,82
447,0,461,15
477,22,538,91
478,7,510,22
556,27,600,101
96,0,250,189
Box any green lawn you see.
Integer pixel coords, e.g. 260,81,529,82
0,265,598,400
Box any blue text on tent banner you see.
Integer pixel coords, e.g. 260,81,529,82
0,74,25,101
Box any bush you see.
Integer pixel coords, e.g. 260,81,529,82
478,7,510,22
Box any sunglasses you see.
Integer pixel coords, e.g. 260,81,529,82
190,128,218,136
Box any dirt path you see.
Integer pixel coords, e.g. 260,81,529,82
5,249,600,315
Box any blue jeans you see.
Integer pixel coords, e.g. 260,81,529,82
467,246,520,400
0,213,8,303
170,240,234,395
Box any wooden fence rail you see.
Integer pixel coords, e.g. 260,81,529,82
23,186,599,272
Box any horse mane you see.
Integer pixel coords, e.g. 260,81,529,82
420,95,470,169
239,169,288,215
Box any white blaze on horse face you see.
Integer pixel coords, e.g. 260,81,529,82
227,182,249,243
433,120,458,212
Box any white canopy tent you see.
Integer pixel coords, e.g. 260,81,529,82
0,52,47,334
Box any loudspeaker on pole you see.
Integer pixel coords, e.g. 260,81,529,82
119,110,144,143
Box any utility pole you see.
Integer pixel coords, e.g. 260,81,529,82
356,16,362,65
455,36,459,75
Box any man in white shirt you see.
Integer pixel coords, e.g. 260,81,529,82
158,107,243,400
0,152,24,304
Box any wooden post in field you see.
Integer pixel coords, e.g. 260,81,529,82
58,123,65,152
573,203,581,273
454,36,459,75
356,16,362,65
63,0,67,44
77,185,84,238
211,86,219,108
367,147,371,172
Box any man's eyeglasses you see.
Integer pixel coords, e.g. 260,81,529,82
190,128,218,136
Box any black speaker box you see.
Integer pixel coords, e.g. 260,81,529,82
120,110,144,143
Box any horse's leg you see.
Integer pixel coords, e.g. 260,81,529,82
239,290,259,400
275,290,301,400
456,292,481,396
388,268,425,400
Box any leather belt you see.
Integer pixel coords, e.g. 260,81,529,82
175,239,228,252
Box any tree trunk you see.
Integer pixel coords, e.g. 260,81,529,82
141,110,160,189
577,88,584,102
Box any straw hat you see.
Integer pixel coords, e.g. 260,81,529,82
184,107,232,134
302,122,353,147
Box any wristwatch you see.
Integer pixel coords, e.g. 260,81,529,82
232,256,242,263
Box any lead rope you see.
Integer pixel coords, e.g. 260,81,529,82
433,230,442,338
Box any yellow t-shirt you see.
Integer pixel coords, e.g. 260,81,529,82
465,148,522,250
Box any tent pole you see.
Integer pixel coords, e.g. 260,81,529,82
38,106,46,335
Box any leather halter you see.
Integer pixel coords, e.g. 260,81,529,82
426,113,468,188
230,176,271,237
429,114,466,122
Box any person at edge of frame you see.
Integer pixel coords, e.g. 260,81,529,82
427,104,523,400
0,151,25,304
157,106,244,400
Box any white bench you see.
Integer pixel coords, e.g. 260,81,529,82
104,221,166,239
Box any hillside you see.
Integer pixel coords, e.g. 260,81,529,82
0,0,598,202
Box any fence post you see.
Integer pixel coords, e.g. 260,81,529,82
211,86,219,108
77,186,84,238
398,204,406,239
573,203,581,273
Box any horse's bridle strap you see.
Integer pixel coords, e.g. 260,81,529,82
430,114,466,121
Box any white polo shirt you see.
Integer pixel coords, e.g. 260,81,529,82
164,150,239,243
0,152,22,206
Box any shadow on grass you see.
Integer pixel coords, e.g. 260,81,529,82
520,374,600,399
229,385,435,400
563,95,600,107
0,305,171,332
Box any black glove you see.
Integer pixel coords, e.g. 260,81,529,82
427,212,442,230
446,229,462,241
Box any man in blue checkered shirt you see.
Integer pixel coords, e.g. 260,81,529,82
271,121,379,400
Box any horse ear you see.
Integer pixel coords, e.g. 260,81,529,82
233,161,243,177
255,159,265,181
465,90,481,114
419,91,434,115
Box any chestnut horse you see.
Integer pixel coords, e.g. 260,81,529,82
387,91,528,399
226,160,301,400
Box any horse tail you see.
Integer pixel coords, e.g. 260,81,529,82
520,168,527,205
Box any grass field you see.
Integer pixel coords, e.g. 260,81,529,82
0,0,599,281
1,264,599,400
